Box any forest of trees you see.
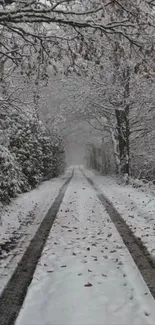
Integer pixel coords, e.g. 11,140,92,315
1,0,155,201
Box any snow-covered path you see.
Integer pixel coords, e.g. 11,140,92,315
84,170,155,260
15,168,155,325
0,169,72,297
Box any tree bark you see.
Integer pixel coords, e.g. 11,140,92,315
113,41,130,176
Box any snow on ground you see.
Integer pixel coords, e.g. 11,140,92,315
16,168,155,325
0,168,72,295
84,169,155,260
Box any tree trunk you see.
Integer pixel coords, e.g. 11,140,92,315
115,108,130,174
113,41,131,176
110,128,121,174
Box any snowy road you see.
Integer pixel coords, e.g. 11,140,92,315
0,168,72,297
14,168,155,325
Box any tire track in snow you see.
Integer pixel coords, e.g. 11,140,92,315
83,170,155,299
0,170,74,325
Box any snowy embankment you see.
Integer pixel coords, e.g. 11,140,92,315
16,169,155,325
84,169,155,260
0,168,72,295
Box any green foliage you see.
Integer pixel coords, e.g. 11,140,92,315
0,106,65,202
38,127,54,180
50,133,66,177
0,145,29,202
9,116,43,188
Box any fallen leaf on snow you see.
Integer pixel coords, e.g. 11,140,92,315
144,311,149,316
103,255,108,259
84,282,93,287
116,245,123,249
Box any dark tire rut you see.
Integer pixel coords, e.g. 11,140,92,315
83,171,155,299
0,170,74,325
